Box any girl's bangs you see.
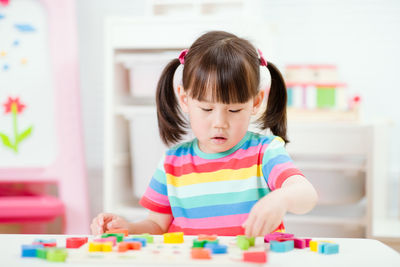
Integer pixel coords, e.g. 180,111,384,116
187,60,257,104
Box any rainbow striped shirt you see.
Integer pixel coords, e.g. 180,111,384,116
140,131,303,236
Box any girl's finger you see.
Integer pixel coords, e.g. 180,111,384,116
244,214,257,237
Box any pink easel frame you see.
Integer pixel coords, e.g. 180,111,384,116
0,0,90,234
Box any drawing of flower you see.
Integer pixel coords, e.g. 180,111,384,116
0,97,33,153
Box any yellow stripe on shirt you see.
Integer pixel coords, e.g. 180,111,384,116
166,164,263,187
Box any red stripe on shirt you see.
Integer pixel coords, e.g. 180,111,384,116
139,196,172,214
274,168,305,189
164,153,263,177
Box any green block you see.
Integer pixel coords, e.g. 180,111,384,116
132,234,154,244
317,87,335,108
248,237,255,246
237,235,255,246
46,248,67,262
36,248,48,259
237,236,250,250
192,239,206,248
101,233,124,242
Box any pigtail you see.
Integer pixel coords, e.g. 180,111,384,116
258,62,289,143
156,58,187,145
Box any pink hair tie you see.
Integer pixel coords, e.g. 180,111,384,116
257,49,268,67
178,49,188,65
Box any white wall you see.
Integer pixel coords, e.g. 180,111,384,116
76,0,400,217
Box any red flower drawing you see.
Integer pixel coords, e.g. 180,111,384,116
3,97,26,114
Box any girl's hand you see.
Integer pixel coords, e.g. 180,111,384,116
242,189,288,237
90,213,130,235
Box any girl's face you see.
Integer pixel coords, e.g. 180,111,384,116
178,86,264,154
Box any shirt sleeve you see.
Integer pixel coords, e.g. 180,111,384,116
139,154,172,214
262,136,304,190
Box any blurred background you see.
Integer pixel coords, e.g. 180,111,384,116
0,0,399,251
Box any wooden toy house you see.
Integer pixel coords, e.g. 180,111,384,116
285,65,348,110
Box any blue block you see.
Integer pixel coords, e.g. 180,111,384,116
21,244,44,257
124,237,146,247
204,243,228,254
319,243,339,255
270,240,294,253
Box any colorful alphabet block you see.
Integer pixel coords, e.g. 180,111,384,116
243,251,268,263
163,232,184,243
21,244,43,257
46,248,68,262
66,237,88,248
101,233,124,242
131,234,154,243
191,248,212,259
105,228,129,236
204,243,228,254
270,240,294,253
236,235,255,250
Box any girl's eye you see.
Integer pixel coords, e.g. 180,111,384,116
229,109,242,113
201,108,213,112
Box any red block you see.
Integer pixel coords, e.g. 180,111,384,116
294,238,306,249
304,238,312,247
243,251,268,263
66,237,88,248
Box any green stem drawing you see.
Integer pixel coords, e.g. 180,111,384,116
0,97,33,153
12,106,18,152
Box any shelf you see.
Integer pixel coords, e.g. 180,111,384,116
373,219,400,239
295,160,366,172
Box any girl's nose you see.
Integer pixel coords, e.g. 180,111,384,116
212,110,228,129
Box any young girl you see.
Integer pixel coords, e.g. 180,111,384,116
91,31,317,237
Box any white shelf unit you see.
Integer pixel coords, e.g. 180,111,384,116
104,17,400,239
281,121,396,239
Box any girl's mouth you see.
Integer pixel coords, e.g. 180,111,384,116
211,136,227,144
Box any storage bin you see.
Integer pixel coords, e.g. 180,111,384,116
302,169,365,205
126,107,168,198
117,52,180,98
126,107,193,198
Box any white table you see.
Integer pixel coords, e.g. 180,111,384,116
2,234,399,267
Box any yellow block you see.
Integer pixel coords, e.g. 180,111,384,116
310,240,333,252
102,242,113,252
88,242,103,252
163,232,184,243
309,241,319,252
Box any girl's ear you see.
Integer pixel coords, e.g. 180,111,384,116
251,90,265,115
177,85,189,113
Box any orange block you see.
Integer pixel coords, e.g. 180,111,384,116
198,234,218,241
191,248,212,259
118,241,142,252
106,229,129,237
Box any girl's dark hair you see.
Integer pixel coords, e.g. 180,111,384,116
156,31,288,146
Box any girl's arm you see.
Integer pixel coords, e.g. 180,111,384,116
279,175,318,214
243,175,318,237
91,211,173,235
127,211,173,234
